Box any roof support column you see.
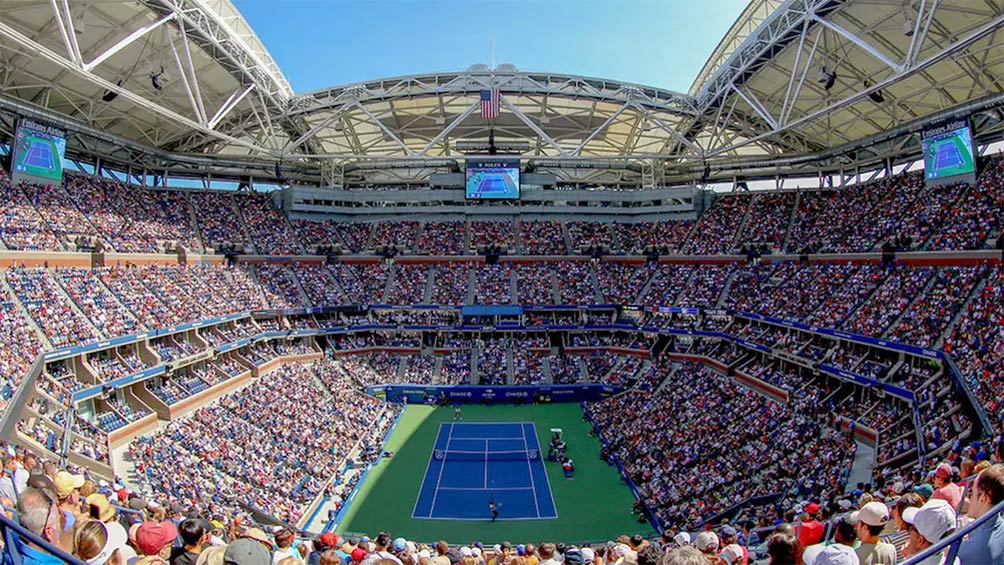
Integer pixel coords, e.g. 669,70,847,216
84,13,177,72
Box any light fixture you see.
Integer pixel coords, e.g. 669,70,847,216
818,66,837,91
150,66,164,91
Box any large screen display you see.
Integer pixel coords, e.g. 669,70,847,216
922,120,975,182
466,158,520,199
10,119,67,185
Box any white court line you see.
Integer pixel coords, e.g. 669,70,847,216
520,422,541,519
438,486,533,491
411,422,445,519
483,438,489,489
427,423,454,517
525,421,559,519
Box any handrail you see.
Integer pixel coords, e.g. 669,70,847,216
901,498,1004,565
0,512,87,565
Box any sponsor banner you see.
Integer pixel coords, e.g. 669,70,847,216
366,384,622,404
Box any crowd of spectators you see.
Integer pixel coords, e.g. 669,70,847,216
130,358,397,524
473,264,513,304
520,220,567,255
477,338,511,385
556,262,599,304
589,361,856,529
431,263,472,305
254,264,309,309
596,262,654,304
385,264,432,304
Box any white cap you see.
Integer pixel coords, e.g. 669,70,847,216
851,501,891,526
694,532,719,552
673,532,691,546
86,522,128,565
460,547,473,557
902,499,956,543
806,544,857,565
580,548,594,562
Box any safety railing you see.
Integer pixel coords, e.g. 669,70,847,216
901,498,1004,565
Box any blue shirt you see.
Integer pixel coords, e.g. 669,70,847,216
957,513,1004,565
12,538,68,565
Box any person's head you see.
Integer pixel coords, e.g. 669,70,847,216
54,470,85,505
274,528,295,550
662,546,707,565
436,541,449,556
635,545,661,565
42,461,57,479
772,523,794,537
23,452,38,470
968,464,1004,519
18,487,68,551
500,541,512,558
766,534,801,565
375,531,392,550
224,538,271,565
893,492,924,531
693,532,718,555
932,462,952,487
135,520,179,558
179,518,208,549
851,501,891,543
73,519,128,565
320,550,342,565
832,515,857,545
629,535,644,550
537,543,555,560
903,499,956,550
524,544,535,558
719,525,737,545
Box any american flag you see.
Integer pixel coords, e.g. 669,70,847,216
480,89,500,119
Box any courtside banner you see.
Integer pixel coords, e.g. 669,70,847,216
367,384,622,404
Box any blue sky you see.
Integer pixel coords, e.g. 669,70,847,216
233,0,749,94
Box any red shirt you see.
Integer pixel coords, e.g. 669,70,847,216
798,520,824,547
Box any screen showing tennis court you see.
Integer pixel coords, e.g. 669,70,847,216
11,119,67,185
922,121,975,182
466,158,520,199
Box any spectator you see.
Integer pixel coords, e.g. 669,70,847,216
957,464,1004,564
901,499,958,564
692,533,725,564
849,502,896,564
16,487,73,562
171,518,209,565
766,534,802,565
135,521,179,565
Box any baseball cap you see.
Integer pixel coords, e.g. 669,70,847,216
501,541,513,550
694,532,718,552
672,532,690,546
564,549,584,565
460,547,473,557
224,538,271,565
351,548,368,563
851,501,891,526
721,525,737,538
804,502,821,515
319,533,339,549
720,544,743,565
418,550,431,560
135,520,178,556
85,493,117,522
517,544,526,556
445,548,462,565
913,484,934,499
902,499,956,543
53,470,85,498
935,462,952,479
806,543,857,565
393,538,408,552
580,548,595,562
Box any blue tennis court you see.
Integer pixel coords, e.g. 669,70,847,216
25,140,55,169
412,422,558,520
934,141,963,169
477,176,511,193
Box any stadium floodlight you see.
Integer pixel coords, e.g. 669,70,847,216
150,66,164,91
818,66,837,91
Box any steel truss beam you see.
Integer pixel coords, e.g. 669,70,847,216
0,18,271,155
707,11,1004,156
